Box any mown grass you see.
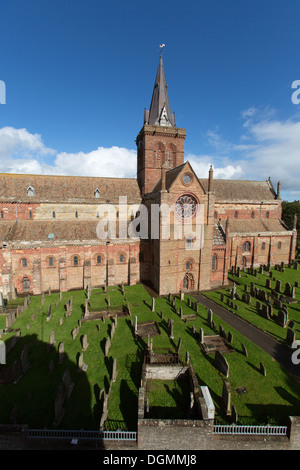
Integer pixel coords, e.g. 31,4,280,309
0,280,300,429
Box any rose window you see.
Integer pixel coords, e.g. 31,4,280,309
175,194,198,219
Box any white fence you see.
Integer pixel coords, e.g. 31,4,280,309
214,424,288,436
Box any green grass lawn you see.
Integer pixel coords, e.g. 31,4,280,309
1,280,300,429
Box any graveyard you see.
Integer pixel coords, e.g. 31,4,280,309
1,266,300,434
204,262,300,346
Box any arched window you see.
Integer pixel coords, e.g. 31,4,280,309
48,257,54,267
186,261,191,270
212,253,217,271
73,256,79,266
119,254,124,263
29,210,32,219
94,187,100,198
214,211,218,219
52,211,56,218
0,211,3,219
243,241,251,252
251,211,254,219
261,242,266,250
278,241,282,249
96,255,102,265
21,258,27,268
266,211,269,219
75,211,78,218
234,211,238,219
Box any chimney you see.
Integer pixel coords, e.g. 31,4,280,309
208,165,214,193
277,181,281,199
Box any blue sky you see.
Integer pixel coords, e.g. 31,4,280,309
0,0,300,200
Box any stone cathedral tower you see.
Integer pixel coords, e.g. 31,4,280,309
136,54,186,196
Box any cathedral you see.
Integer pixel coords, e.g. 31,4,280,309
0,55,297,298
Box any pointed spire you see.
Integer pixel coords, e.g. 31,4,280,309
145,53,176,127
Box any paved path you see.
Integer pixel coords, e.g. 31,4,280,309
192,293,300,381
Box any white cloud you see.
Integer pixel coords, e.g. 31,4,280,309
0,127,136,178
0,126,55,159
0,115,299,201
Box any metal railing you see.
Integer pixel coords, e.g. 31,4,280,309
27,429,137,441
213,424,288,436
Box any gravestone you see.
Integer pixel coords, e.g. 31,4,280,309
21,344,30,373
199,328,204,344
222,379,231,416
58,342,64,364
278,310,288,328
241,343,248,357
80,334,89,354
112,357,117,382
151,297,155,312
207,309,213,324
78,352,88,372
287,328,295,347
214,350,229,377
54,383,65,426
169,319,174,339
72,326,80,340
260,362,266,376
105,337,111,357
62,369,74,398
49,330,55,346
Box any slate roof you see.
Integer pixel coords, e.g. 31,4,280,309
0,173,142,203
